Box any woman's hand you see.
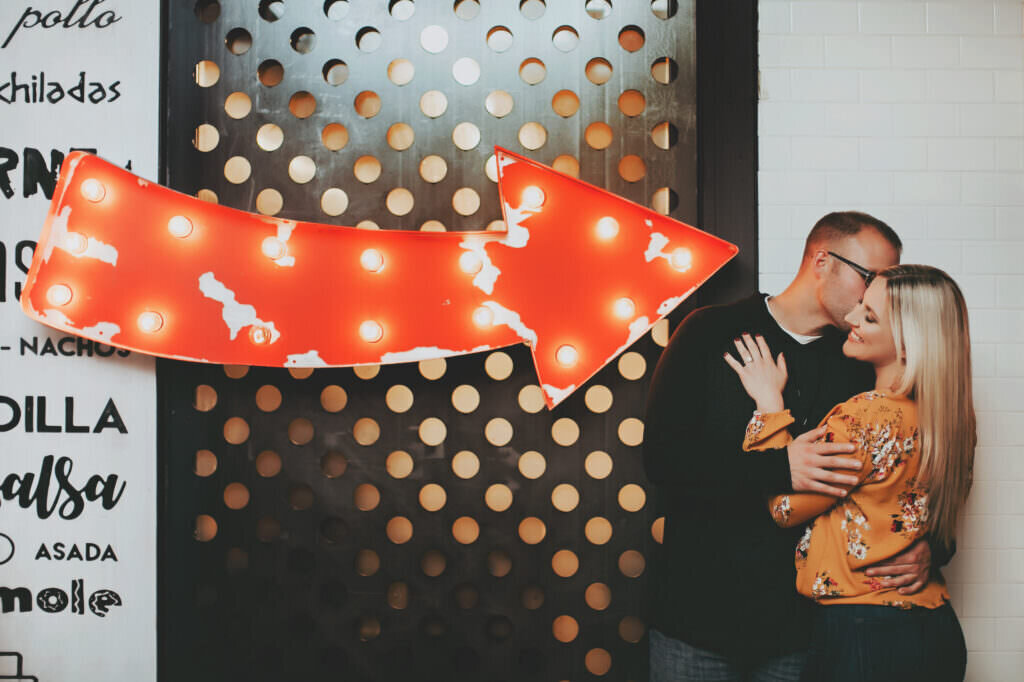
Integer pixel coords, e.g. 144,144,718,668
723,333,787,413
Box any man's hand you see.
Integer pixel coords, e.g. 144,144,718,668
865,539,931,594
787,425,861,496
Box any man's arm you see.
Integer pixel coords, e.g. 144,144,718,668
642,310,860,498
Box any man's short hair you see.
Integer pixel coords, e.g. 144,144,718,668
801,211,902,262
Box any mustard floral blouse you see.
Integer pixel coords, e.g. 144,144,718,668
744,391,949,609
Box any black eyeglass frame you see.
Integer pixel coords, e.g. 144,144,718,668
827,251,877,286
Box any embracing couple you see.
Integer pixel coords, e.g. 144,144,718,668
644,212,974,682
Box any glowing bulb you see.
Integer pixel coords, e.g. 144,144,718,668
613,297,636,319
596,216,619,240
167,215,194,239
46,284,73,306
556,344,578,367
459,251,483,274
80,178,106,202
521,185,545,208
261,236,287,260
472,306,494,327
249,325,271,345
670,247,692,272
63,232,88,255
359,320,383,343
360,248,384,272
137,311,164,333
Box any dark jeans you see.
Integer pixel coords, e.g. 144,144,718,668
801,603,966,682
649,629,807,682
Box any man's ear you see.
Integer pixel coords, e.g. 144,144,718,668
810,249,830,279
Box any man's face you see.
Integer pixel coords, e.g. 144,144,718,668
817,230,900,331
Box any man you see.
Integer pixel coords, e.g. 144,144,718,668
643,212,936,681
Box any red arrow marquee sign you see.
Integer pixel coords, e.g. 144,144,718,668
20,149,737,408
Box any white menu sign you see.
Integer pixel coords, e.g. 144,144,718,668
0,1,158,680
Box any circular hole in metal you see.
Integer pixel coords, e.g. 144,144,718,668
452,57,481,85
551,549,578,577
256,450,281,477
619,25,645,51
194,449,217,477
619,155,647,182
255,385,282,411
353,417,380,445
194,0,220,23
618,89,646,117
224,416,250,444
420,25,448,53
321,188,348,216
322,123,349,151
386,450,413,478
519,58,546,85
389,0,415,20
224,482,250,510
652,121,678,149
586,57,613,85
195,60,219,87
420,90,448,118
289,417,314,445
289,91,316,118
585,649,613,676
387,123,415,150
420,155,447,183
388,58,415,85
258,59,284,87
487,549,512,577
486,25,513,52
585,517,613,545
256,123,284,151
551,483,579,512
195,515,217,541
323,59,348,85
354,156,382,183
522,585,544,609
387,188,415,216
651,56,678,84
518,517,546,544
518,122,547,150
552,155,580,177
193,124,219,152
258,0,284,22
485,484,513,512
357,26,382,52
586,0,612,19
585,122,613,149
289,155,317,183
355,549,379,575
454,0,480,20
354,483,381,511
519,0,545,20
290,26,316,53
452,122,481,150
324,0,349,20
387,517,413,543
451,450,479,479
551,89,579,117
485,90,514,118
321,451,347,478
452,188,480,216
354,90,381,118
652,186,679,215
585,450,613,479
553,615,578,642
652,0,678,20
552,25,579,52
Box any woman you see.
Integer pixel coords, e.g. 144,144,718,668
724,265,973,682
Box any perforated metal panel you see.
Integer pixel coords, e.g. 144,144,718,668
160,1,704,681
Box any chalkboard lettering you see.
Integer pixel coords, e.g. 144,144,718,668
0,454,126,520
0,71,121,104
19,335,131,357
0,396,127,433
2,1,123,49
35,541,118,561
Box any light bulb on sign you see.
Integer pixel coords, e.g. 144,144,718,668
63,232,88,255
613,297,635,319
595,216,619,240
46,284,73,306
472,306,493,327
80,178,106,203
360,249,384,273
261,237,287,260
359,320,383,343
137,311,164,334
459,251,482,274
555,344,578,367
167,216,194,239
521,185,545,208
670,247,692,272
249,326,271,345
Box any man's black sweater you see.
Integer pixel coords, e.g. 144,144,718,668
643,293,874,661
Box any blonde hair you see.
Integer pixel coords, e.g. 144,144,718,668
883,265,975,550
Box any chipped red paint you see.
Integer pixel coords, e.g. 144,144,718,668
20,149,737,408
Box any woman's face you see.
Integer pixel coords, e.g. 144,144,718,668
842,277,900,369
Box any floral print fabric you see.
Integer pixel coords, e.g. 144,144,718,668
743,392,949,609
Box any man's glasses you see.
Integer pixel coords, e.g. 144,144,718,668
827,251,876,286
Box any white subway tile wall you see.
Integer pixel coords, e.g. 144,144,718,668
759,2,1024,679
